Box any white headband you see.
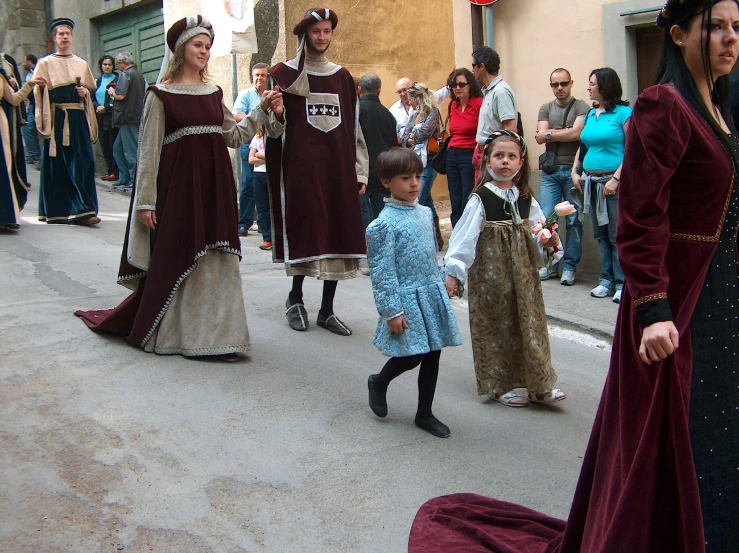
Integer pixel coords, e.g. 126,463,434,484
174,26,213,52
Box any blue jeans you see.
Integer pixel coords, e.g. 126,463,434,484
367,189,390,223
445,147,475,227
252,171,271,241
538,166,583,272
238,145,255,229
420,164,438,218
113,124,139,186
589,188,623,291
360,194,372,229
23,107,39,160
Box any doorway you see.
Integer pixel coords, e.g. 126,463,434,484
635,24,663,93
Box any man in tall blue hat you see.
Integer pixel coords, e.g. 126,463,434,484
34,18,100,225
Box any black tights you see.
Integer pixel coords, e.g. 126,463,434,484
374,350,441,418
289,276,338,316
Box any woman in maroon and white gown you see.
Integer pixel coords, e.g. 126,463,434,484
76,16,283,360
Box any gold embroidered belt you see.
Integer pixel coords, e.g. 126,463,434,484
50,102,85,157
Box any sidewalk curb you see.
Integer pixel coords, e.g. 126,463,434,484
546,307,614,341
96,177,132,197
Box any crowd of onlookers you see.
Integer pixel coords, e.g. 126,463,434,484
13,42,631,302
345,47,630,303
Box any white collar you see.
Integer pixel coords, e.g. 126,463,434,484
384,197,419,207
483,182,519,201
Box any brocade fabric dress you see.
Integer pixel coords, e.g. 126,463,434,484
76,84,279,356
365,199,461,358
445,183,560,397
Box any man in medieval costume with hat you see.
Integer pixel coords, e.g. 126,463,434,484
33,18,100,225
265,7,369,337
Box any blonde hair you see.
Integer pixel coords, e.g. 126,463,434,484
408,82,438,124
162,36,211,84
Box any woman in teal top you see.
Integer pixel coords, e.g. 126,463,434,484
93,55,118,181
572,68,632,303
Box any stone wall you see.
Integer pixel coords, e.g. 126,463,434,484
0,0,47,66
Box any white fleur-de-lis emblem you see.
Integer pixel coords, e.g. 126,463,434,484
330,107,337,116
310,105,318,115
320,105,328,115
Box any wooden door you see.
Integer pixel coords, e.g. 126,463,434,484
98,3,165,86
636,25,663,92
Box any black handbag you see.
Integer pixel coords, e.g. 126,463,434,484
538,98,576,174
430,102,453,175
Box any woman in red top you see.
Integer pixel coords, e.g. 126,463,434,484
445,68,483,227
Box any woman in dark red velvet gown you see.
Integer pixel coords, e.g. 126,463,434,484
409,1,738,551
75,16,283,360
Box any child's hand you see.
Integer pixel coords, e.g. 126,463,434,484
387,314,408,334
542,231,560,248
445,275,459,298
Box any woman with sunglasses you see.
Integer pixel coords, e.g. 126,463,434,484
444,68,483,227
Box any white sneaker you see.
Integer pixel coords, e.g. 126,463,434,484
590,285,612,298
249,223,259,232
539,267,552,281
613,289,622,303
560,270,575,286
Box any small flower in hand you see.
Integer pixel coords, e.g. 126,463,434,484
554,201,576,217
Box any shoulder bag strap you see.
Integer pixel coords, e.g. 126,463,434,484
443,99,453,133
553,98,577,154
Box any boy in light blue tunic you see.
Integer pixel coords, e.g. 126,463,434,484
365,148,461,438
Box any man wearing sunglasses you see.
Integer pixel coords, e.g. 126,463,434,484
535,68,590,285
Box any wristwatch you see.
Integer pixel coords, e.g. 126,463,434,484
545,131,552,141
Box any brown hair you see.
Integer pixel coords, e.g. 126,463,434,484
446,68,482,100
474,135,532,198
376,147,423,182
162,36,211,84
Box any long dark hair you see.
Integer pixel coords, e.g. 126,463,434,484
446,68,482,101
590,68,629,111
656,0,738,140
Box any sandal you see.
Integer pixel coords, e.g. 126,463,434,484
493,391,530,408
527,389,567,404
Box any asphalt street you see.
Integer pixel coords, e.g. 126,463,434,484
0,173,612,553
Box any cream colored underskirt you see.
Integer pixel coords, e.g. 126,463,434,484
144,250,251,355
286,258,359,280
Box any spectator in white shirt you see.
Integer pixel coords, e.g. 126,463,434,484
471,47,518,180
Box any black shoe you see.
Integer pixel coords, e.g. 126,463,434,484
238,227,248,237
317,311,352,336
285,298,309,331
415,414,450,438
368,375,388,418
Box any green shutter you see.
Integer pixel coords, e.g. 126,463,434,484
99,5,164,85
